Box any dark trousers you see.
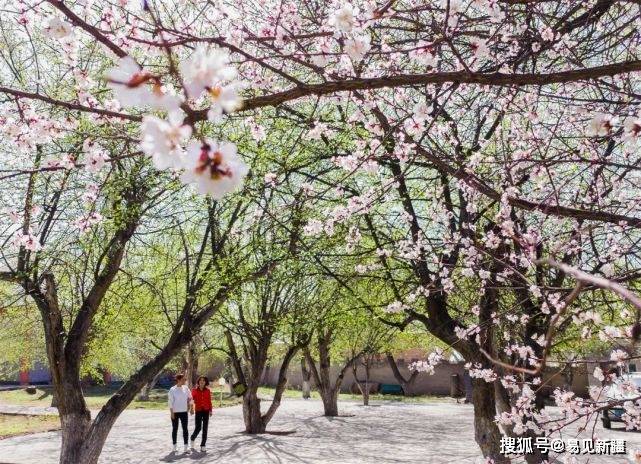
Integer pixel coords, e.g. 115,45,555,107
171,411,189,445
190,411,210,446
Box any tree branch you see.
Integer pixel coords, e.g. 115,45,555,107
193,60,641,120
47,0,127,58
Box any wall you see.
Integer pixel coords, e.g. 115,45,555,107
225,356,593,397
253,356,468,396
539,363,590,398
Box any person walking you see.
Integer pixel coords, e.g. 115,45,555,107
168,373,193,453
190,375,213,452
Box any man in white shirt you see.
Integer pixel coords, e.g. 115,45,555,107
168,373,193,453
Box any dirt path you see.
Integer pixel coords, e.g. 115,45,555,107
0,399,637,463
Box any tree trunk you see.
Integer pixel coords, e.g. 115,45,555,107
237,344,300,434
226,331,267,434
363,362,370,406
302,379,311,399
137,385,150,402
562,362,574,389
493,378,512,434
137,370,162,401
304,345,339,416
51,318,223,463
301,357,311,399
320,387,339,416
471,378,509,464
59,412,92,464
184,342,199,388
385,352,419,396
261,345,299,427
54,375,96,464
303,330,348,417
224,357,234,394
352,358,371,406
243,388,266,433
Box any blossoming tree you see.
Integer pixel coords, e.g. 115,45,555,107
1,0,641,463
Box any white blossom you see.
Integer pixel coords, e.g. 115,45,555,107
329,3,359,34
13,230,41,251
206,83,242,122
140,113,192,170
409,350,443,375
624,115,641,141
308,123,329,140
5,209,21,224
541,27,556,42
304,219,324,236
410,41,438,67
180,139,248,198
74,212,103,232
593,366,605,382
470,39,490,59
264,172,277,186
588,113,618,136
344,34,371,61
179,46,238,101
106,56,182,110
611,349,628,366
384,301,406,313
83,140,110,173
44,17,73,39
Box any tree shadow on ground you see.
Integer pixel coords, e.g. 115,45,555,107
261,430,296,436
235,434,313,464
230,430,296,436
191,433,312,463
324,415,355,423
300,414,354,426
160,450,210,462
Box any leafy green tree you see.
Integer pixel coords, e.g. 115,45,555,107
220,270,317,433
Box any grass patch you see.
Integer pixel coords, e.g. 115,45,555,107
0,388,53,408
0,385,444,414
0,386,242,411
0,414,60,439
256,387,449,403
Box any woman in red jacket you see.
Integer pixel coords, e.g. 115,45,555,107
190,375,213,452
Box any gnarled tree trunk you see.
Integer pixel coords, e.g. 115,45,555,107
224,357,234,394
304,331,361,417
243,350,299,433
226,331,301,434
243,388,266,433
471,378,510,464
320,387,340,416
137,370,162,401
301,356,311,399
352,356,372,406
385,352,419,396
182,342,199,389
2,172,279,464
58,383,92,464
